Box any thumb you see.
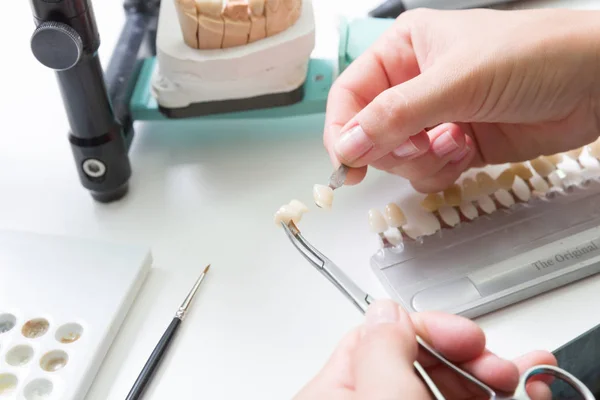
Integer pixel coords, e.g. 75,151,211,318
354,299,430,400
333,62,473,167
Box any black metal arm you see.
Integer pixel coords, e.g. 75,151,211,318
28,0,159,202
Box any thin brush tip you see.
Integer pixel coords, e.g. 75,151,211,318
203,264,211,273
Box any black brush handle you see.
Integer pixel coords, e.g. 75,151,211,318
368,0,406,18
125,318,181,400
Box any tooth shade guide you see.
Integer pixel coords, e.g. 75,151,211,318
477,195,497,215
512,178,532,202
510,163,534,181
442,184,462,207
529,175,550,194
437,205,460,227
368,209,388,234
529,157,556,178
384,203,407,228
384,229,404,247
461,178,480,201
496,169,516,190
546,154,564,165
494,189,515,208
313,184,333,209
421,193,444,213
459,201,478,221
475,172,498,196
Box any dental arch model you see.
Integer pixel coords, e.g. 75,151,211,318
175,0,302,49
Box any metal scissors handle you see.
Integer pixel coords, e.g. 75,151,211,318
281,221,596,400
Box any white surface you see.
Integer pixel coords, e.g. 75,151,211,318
154,0,315,106
3,0,600,399
0,230,151,399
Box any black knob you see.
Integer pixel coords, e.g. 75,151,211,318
31,21,83,71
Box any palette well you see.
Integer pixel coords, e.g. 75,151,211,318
0,230,152,399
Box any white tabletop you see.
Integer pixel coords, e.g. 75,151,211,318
3,0,600,399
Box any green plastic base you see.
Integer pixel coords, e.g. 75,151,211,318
130,57,337,122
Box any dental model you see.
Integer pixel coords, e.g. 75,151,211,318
274,199,308,226
313,184,334,209
175,0,302,50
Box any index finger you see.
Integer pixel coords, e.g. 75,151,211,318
323,20,420,184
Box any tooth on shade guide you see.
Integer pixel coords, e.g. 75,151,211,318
589,140,600,159
313,184,333,209
384,229,403,246
510,163,534,181
529,157,556,177
368,209,388,234
462,178,479,200
384,203,407,228
438,205,460,227
530,175,550,194
512,178,531,202
477,195,497,215
546,154,563,165
495,189,515,208
459,201,478,221
566,147,584,160
443,184,462,207
476,172,498,195
421,193,445,213
496,169,516,190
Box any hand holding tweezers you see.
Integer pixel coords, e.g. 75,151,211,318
281,221,596,400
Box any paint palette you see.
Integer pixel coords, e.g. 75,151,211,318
0,230,152,399
368,140,600,318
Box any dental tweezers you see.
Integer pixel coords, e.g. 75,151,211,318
281,221,595,400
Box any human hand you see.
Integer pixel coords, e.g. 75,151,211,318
294,299,556,400
324,8,600,192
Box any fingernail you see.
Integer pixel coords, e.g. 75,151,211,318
392,139,419,158
432,131,459,157
366,300,399,331
451,146,471,163
335,125,373,163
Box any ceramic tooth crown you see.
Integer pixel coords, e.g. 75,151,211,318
175,0,301,49
530,156,556,177
384,203,407,228
475,172,498,195
443,184,462,207
368,209,388,234
510,163,534,181
421,193,444,212
496,169,516,190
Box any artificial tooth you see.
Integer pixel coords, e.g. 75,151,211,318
496,169,516,191
510,163,534,181
248,0,267,42
175,0,201,48
438,205,460,227
546,154,563,166
459,201,478,221
476,172,499,196
222,0,251,48
368,208,389,234
443,184,462,207
384,229,403,247
566,147,584,160
512,178,531,202
421,193,444,213
196,0,226,50
288,199,308,213
462,178,479,201
477,195,497,215
529,156,556,178
274,204,302,226
589,139,600,159
529,175,550,195
494,189,515,208
313,184,334,209
384,203,407,228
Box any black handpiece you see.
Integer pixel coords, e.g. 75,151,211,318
29,0,131,203
369,0,406,18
